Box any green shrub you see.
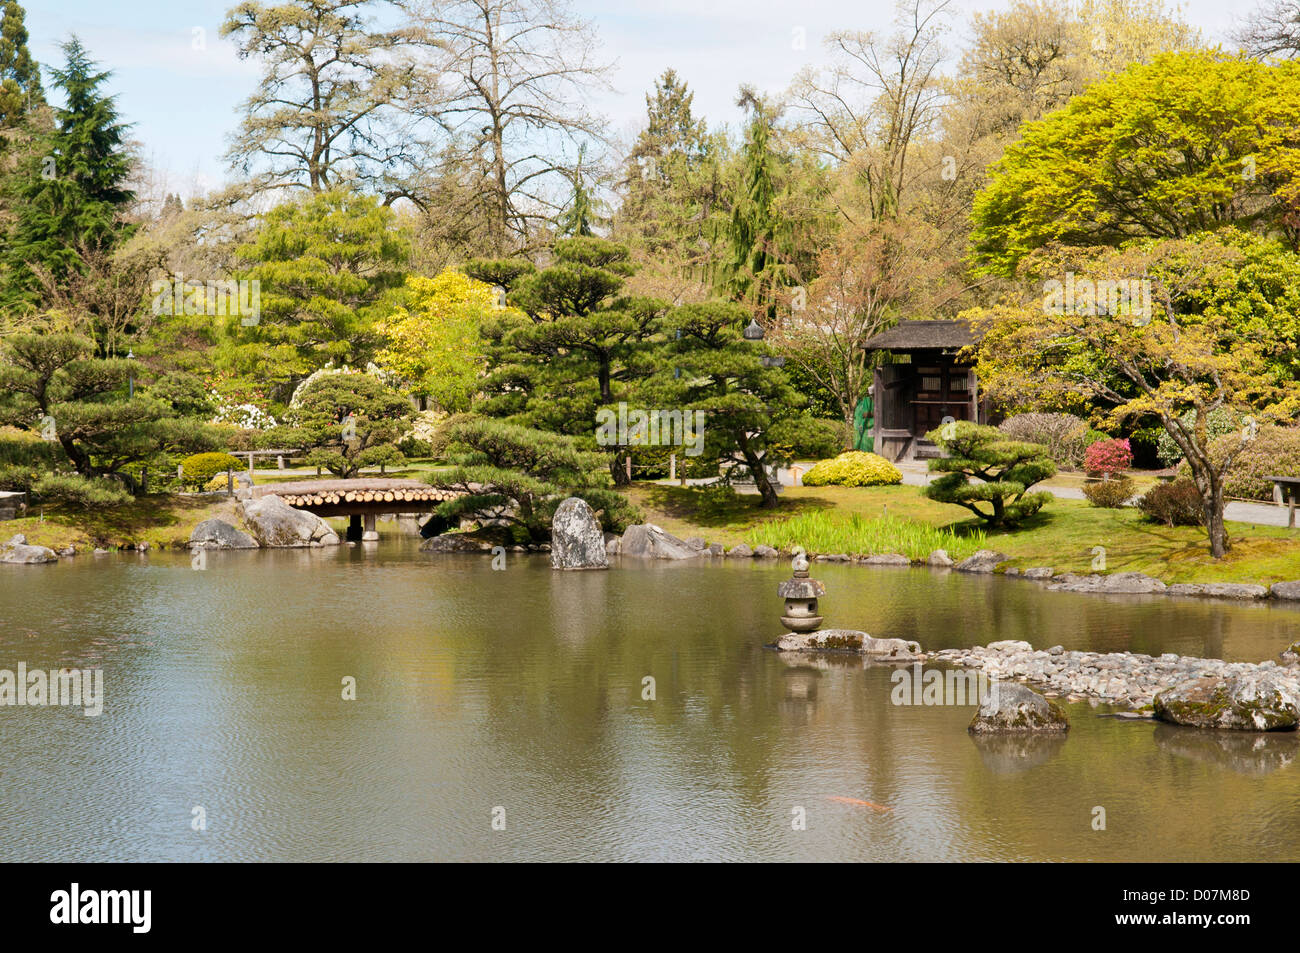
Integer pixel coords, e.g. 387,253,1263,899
180,452,242,488
628,445,719,481
1137,479,1204,526
1155,407,1239,466
801,451,902,487
0,429,68,469
777,417,846,460
1081,476,1135,508
29,473,132,507
0,464,42,492
1176,424,1300,501
397,435,433,458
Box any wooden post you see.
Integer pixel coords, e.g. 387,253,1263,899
1290,485,1296,529
247,452,255,483
177,464,184,480
226,469,234,496
140,468,148,494
669,453,676,482
277,455,285,470
625,454,632,482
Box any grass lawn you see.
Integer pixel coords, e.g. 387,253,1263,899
626,483,1300,585
4,495,242,552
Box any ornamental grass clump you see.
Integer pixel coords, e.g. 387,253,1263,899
747,511,986,561
800,451,902,487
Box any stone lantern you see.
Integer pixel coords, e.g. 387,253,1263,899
778,551,825,632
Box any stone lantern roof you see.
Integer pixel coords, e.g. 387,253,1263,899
778,576,825,599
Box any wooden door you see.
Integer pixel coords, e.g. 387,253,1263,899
913,364,972,437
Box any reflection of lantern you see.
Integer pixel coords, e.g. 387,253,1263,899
777,551,825,632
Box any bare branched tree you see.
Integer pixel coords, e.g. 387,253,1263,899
1235,0,1300,59
788,0,954,220
404,0,613,253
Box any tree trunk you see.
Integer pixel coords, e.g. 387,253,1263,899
740,447,779,508
1206,485,1230,558
610,449,630,486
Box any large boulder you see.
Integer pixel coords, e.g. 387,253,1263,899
1153,672,1300,731
0,534,56,564
969,681,1070,733
549,497,608,570
725,543,754,559
863,553,910,566
238,495,339,548
189,519,259,550
955,550,1009,573
420,533,491,553
1047,571,1166,594
1271,581,1300,601
620,523,700,560
1166,582,1268,600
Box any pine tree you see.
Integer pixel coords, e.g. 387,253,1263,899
722,87,789,320
228,187,412,393
0,0,42,132
556,144,599,238
614,69,728,291
3,37,134,312
475,236,667,485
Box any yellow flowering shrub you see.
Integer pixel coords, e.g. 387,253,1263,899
801,451,902,487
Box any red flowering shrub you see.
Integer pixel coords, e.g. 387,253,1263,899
1084,438,1132,476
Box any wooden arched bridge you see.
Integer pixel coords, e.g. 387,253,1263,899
250,478,468,541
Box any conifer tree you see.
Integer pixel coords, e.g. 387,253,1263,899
3,37,133,312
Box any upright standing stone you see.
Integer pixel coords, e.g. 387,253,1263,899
550,497,609,570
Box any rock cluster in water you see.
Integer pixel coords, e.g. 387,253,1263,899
933,639,1300,731
772,629,923,659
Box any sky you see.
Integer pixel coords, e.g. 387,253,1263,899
26,0,1245,197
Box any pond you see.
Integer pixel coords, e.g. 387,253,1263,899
2,540,1299,862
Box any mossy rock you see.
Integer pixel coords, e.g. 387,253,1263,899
1153,674,1300,731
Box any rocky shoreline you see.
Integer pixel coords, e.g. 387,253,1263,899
605,526,1300,606
930,638,1300,718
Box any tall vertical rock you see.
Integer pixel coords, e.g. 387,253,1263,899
550,497,609,570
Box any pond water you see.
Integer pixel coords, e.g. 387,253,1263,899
2,540,1300,862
